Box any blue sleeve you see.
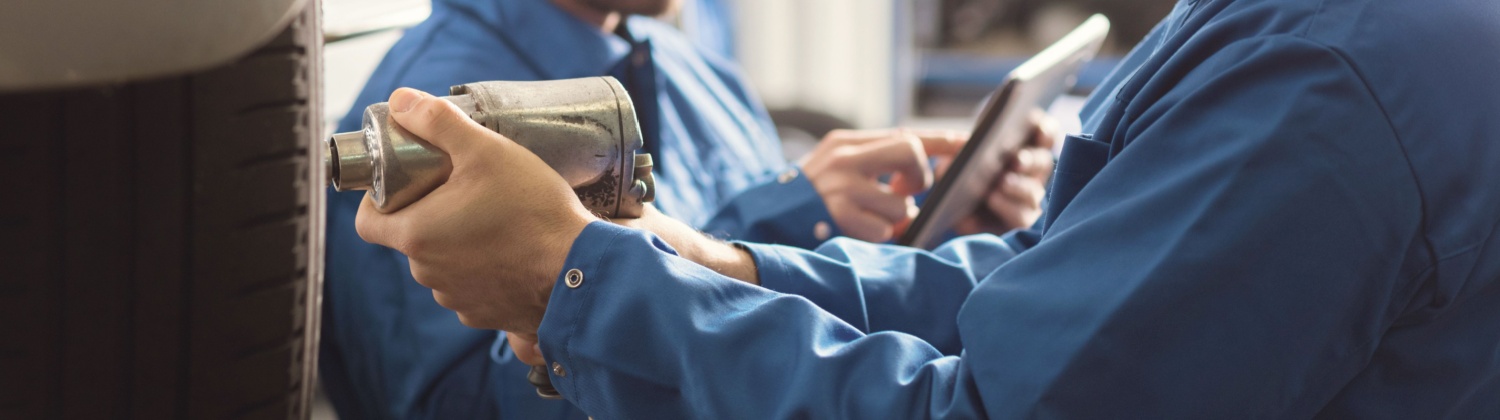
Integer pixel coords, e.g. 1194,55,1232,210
698,168,840,249
746,232,1029,355
534,37,1422,418
948,36,1424,417
538,222,989,419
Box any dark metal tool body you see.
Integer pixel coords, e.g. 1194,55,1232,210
325,77,656,399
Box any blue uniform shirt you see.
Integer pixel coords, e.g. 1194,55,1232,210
535,0,1500,417
321,0,837,418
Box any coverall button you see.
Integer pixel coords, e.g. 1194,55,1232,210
552,362,567,377
565,269,584,288
777,168,799,184
813,221,832,241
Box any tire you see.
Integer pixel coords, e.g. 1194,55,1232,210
0,2,324,419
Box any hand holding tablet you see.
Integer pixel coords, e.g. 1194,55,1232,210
899,15,1111,249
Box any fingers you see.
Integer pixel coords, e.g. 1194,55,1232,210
890,216,915,238
811,128,965,196
986,173,1046,229
951,213,991,236
985,196,1034,231
931,155,956,181
856,133,933,194
887,171,924,197
507,332,546,366
1013,147,1056,180
437,289,511,331
387,88,489,157
827,199,895,242
1028,108,1060,150
990,173,1046,209
355,192,396,248
846,182,918,223
820,129,892,145
826,180,916,241
911,129,967,158
806,127,978,242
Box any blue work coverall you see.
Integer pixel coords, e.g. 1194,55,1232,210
534,0,1500,417
321,0,837,418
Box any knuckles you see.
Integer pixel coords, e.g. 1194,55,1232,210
395,221,431,258
456,310,503,330
431,289,456,309
409,260,439,289
822,129,856,144
455,313,479,328
353,205,389,246
828,148,861,168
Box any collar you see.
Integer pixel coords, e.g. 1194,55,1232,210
436,0,641,79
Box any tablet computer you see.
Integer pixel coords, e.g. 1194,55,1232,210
898,15,1109,249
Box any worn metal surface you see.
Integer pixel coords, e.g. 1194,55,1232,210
327,76,655,218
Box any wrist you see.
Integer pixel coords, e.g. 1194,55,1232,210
687,235,760,285
530,212,597,330
722,243,760,285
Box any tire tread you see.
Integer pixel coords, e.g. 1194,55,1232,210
0,2,322,419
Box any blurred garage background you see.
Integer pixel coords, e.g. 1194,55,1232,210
323,0,1173,160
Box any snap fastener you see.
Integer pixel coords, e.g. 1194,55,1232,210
565,269,584,288
777,168,799,184
813,221,832,241
552,362,567,377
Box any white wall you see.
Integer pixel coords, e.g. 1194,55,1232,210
734,0,914,129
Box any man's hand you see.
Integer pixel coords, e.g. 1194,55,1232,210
801,129,966,242
508,331,545,366
502,205,762,367
952,109,1058,234
354,88,596,335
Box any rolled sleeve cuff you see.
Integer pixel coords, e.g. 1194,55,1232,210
702,167,840,249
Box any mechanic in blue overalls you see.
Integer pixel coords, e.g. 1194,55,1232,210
355,0,1500,417
321,0,1051,418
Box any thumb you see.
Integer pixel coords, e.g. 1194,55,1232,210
387,87,486,156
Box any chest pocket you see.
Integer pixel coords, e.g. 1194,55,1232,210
1041,133,1112,232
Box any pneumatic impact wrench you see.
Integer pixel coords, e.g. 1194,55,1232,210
325,77,656,399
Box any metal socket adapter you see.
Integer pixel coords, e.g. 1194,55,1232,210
326,77,655,218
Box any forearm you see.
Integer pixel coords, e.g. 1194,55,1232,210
536,222,985,419
744,232,1023,354
612,204,760,284
674,234,760,284
644,204,1024,354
